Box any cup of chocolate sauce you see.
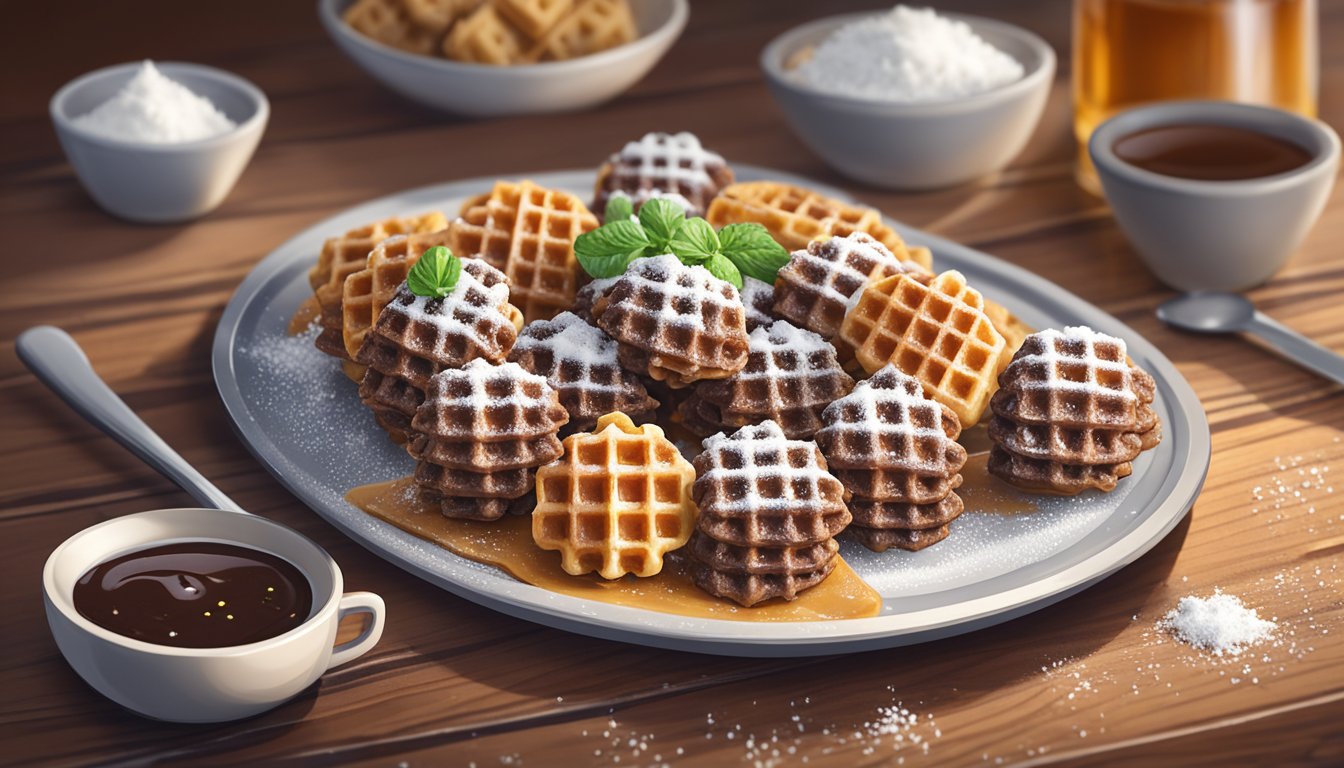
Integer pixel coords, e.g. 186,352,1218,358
1089,100,1339,292
42,508,385,723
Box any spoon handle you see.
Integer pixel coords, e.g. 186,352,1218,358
1245,312,1344,387
16,326,243,513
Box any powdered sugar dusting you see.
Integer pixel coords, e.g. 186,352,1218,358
1157,591,1277,657
792,232,909,307
423,358,550,410
697,421,839,512
1010,325,1136,399
512,311,626,393
617,131,725,189
385,257,513,348
611,254,740,328
819,364,952,449
734,320,837,382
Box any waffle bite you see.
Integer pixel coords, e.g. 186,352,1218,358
680,320,854,440
706,181,927,269
531,0,637,62
355,257,521,442
773,232,931,342
988,327,1162,494
344,0,441,55
409,359,568,520
815,366,968,552
738,276,778,333
309,213,448,359
508,311,659,433
594,255,750,388
532,412,696,579
340,230,456,360
689,421,851,606
839,269,1006,426
571,276,618,324
450,180,599,324
593,132,734,220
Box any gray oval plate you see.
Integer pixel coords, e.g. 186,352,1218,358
213,167,1209,656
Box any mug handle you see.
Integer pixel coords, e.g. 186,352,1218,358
328,591,386,669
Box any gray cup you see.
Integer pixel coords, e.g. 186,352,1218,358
1089,101,1339,292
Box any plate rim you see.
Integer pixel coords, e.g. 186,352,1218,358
211,166,1210,656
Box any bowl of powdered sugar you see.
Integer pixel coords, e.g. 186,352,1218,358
51,60,268,223
761,5,1054,191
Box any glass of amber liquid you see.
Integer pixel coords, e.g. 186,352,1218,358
1073,0,1318,193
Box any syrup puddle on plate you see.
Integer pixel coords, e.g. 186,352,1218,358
958,452,1037,516
347,478,883,621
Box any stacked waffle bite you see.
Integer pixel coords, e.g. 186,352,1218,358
593,132,734,219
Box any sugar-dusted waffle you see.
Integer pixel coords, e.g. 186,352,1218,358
815,366,967,552
592,132,735,220
409,359,568,520
593,255,750,388
531,0,637,62
772,232,931,342
839,269,1006,426
343,0,440,55
340,230,454,360
532,412,695,579
738,276,778,333
355,257,520,442
508,311,659,433
988,327,1162,494
706,181,927,269
450,180,599,324
689,421,850,606
571,276,618,324
681,320,854,440
310,213,449,359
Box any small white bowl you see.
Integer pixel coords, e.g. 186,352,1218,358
760,12,1054,191
1090,101,1340,292
318,0,688,117
44,508,385,723
50,62,268,224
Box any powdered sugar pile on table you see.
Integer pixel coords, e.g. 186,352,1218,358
793,5,1024,102
73,60,236,143
1157,591,1277,657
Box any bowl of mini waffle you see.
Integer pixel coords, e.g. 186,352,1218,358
318,0,688,116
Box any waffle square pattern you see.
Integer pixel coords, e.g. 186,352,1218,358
593,132,734,219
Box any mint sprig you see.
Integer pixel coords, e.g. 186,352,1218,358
575,198,790,290
604,193,634,223
406,246,462,298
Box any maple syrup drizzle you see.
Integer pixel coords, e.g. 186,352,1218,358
288,295,321,335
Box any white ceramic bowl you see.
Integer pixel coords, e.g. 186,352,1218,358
1090,101,1340,292
760,12,1054,191
318,0,687,117
50,62,268,224
43,508,385,723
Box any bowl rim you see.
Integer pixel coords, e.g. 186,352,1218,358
49,61,270,154
43,507,343,659
759,9,1056,114
317,0,688,76
1089,99,1343,197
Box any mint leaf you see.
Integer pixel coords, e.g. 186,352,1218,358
703,253,743,289
638,197,686,250
575,220,651,278
406,246,462,298
668,217,721,265
604,193,634,223
718,223,790,284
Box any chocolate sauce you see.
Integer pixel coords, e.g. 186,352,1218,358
73,541,312,649
1113,124,1313,181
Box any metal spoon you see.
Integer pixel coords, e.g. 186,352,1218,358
15,325,243,511
1156,293,1344,387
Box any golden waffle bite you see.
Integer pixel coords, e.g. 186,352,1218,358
409,359,568,520
594,255,750,388
444,3,534,64
988,327,1162,494
593,132,734,220
688,420,850,606
450,180,599,324
341,230,454,360
508,311,659,433
494,0,573,38
840,269,1006,426
706,181,925,268
531,0,637,62
532,412,695,579
344,0,440,55
355,258,520,442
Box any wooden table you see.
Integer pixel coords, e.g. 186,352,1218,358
3,1,1342,764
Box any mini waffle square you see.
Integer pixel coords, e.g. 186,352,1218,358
530,0,637,62
593,132,734,219
344,0,440,55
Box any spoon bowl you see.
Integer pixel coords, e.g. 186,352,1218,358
1156,292,1256,333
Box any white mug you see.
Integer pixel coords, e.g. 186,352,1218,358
43,507,385,723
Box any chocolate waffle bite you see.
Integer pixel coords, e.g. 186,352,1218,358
738,276,778,333
988,327,1162,494
508,311,659,433
593,132,734,220
593,255,750,388
355,257,521,443
689,420,851,606
409,359,568,520
773,232,931,342
815,365,967,552
571,276,617,324
680,320,854,440
839,269,1006,426
340,230,455,360
532,412,695,579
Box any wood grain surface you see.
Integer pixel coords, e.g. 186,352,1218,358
2,1,1342,765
